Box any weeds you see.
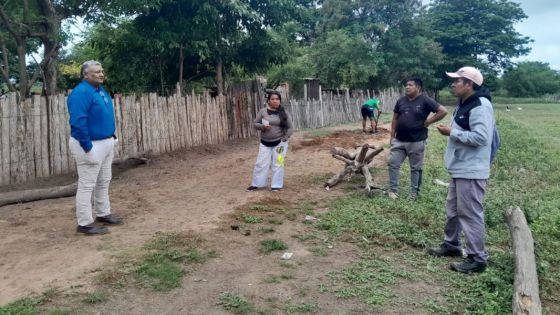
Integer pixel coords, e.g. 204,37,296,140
259,239,288,254
82,291,108,304
218,292,255,314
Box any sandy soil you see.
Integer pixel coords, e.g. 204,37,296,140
0,123,395,313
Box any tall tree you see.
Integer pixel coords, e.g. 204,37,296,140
428,0,532,88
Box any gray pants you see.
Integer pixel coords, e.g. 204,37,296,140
443,178,488,263
388,139,425,194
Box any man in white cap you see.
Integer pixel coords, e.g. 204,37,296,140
428,66,495,273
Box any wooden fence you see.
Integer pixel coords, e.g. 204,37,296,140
0,84,399,186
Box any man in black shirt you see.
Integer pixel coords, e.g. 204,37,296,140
388,78,448,199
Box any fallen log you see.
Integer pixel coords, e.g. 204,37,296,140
505,206,542,315
0,153,150,207
325,144,383,192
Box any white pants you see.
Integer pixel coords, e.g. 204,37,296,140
251,141,288,189
69,137,115,226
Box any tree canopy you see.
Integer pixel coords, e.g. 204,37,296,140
3,0,552,98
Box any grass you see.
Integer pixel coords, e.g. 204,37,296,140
311,102,560,314
218,292,255,314
285,301,319,314
240,213,262,224
82,291,108,304
135,233,218,291
259,239,288,254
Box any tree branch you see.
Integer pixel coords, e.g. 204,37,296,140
28,42,59,88
0,4,23,43
0,37,15,91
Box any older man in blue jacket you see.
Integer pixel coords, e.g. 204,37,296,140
68,60,123,235
429,66,495,273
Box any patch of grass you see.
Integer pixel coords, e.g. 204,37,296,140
267,217,283,225
48,311,71,315
257,227,275,234
259,239,288,254
82,291,108,304
136,254,185,291
0,297,42,315
218,292,255,314
240,213,262,224
323,257,411,307
138,233,216,287
284,301,319,314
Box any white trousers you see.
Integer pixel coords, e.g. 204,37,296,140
69,137,115,226
251,141,288,189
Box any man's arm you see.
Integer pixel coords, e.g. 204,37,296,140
425,104,448,127
390,112,399,142
68,90,93,152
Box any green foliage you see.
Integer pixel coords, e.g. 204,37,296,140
310,29,379,89
501,62,560,97
218,292,255,314
135,232,217,291
259,239,288,254
285,301,319,314
240,213,262,224
82,291,108,304
0,297,41,315
428,0,532,89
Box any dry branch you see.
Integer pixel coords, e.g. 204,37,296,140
325,144,384,192
0,154,149,207
505,206,542,315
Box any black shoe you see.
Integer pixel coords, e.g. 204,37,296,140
95,214,124,225
271,188,281,192
77,224,109,235
428,243,463,257
450,256,487,274
246,186,258,192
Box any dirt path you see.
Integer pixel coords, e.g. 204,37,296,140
0,123,392,312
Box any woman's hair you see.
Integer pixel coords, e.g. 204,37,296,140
267,91,288,129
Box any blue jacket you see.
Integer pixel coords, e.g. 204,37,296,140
444,88,494,179
68,81,116,152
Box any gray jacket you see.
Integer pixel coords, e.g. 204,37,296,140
444,94,494,179
254,107,293,142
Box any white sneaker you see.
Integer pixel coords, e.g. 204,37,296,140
388,191,398,199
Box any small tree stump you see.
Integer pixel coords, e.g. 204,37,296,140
505,207,542,315
325,144,383,192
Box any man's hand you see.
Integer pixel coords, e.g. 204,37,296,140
263,124,272,130
436,124,451,136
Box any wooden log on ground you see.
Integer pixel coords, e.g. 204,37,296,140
325,144,384,190
330,147,356,160
505,206,542,315
325,165,353,188
0,153,150,207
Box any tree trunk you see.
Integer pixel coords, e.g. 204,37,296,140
216,55,224,95
178,43,184,87
505,207,542,315
42,40,59,96
17,44,29,97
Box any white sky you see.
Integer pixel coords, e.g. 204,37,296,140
512,0,560,70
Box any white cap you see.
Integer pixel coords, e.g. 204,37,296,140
446,66,483,86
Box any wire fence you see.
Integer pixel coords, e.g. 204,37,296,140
0,83,400,186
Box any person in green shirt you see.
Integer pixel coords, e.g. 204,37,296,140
361,91,382,133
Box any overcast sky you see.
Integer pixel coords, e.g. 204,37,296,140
513,0,560,70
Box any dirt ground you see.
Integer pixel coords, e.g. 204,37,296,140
0,123,426,314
